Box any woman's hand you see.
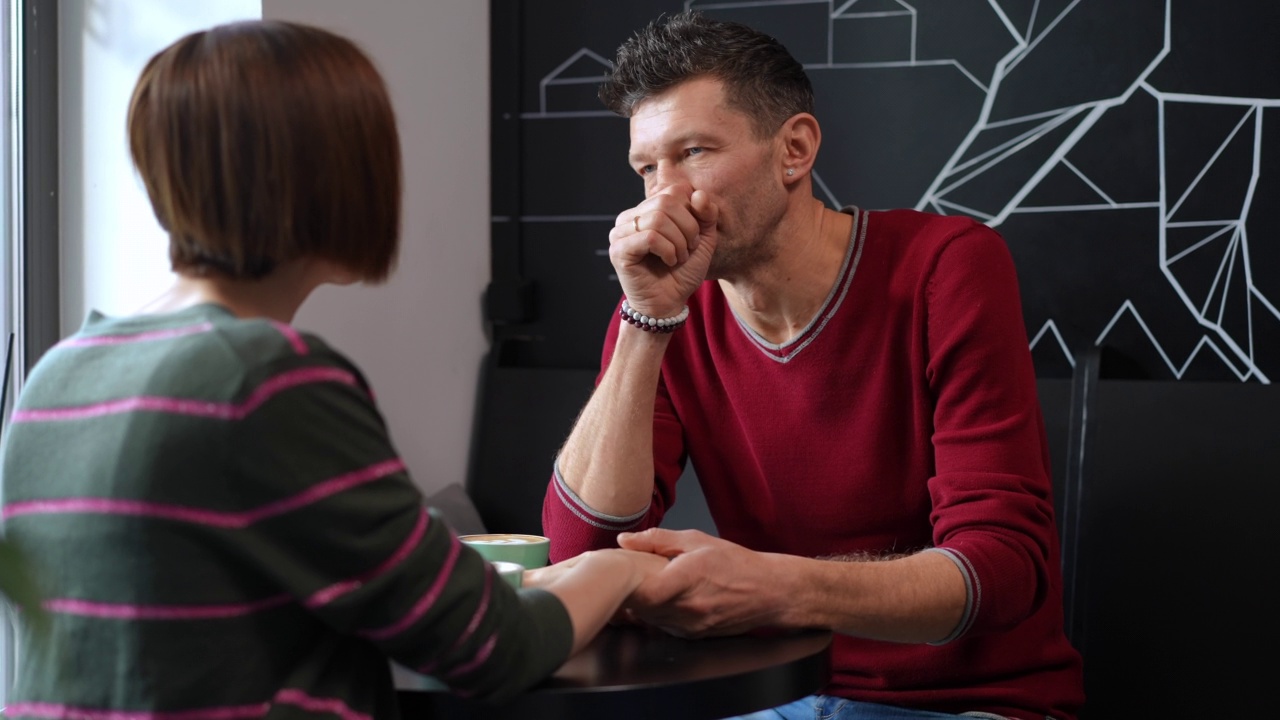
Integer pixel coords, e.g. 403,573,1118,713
524,548,669,595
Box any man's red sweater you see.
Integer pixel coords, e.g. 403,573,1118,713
545,207,1085,720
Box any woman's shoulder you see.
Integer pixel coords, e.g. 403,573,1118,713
204,310,372,393
73,303,367,395
210,310,345,367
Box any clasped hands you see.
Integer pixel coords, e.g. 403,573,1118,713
527,529,784,639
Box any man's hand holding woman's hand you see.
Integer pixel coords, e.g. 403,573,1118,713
608,183,718,318
617,528,784,638
524,530,785,639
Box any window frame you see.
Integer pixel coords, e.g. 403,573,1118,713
2,0,59,703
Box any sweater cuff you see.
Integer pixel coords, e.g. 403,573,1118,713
922,547,978,645
519,587,575,675
549,461,649,532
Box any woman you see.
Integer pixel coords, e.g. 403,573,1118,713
0,20,663,718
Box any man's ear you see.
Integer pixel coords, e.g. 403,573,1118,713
779,112,821,184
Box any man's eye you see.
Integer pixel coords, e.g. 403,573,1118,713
687,147,704,156
639,164,656,176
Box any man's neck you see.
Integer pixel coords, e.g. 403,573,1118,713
719,202,854,345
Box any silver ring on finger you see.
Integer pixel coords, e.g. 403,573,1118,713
634,215,641,233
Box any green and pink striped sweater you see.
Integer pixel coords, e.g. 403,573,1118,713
0,303,572,720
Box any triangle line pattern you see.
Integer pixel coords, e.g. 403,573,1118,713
1167,223,1234,266
1165,106,1254,222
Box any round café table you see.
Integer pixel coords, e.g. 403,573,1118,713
396,624,833,720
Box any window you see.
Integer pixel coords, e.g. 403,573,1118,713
1,0,18,702
2,0,58,704
2,0,13,380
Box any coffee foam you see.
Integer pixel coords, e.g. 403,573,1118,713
462,534,547,545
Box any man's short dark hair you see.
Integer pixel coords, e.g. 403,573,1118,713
128,20,401,282
599,10,814,138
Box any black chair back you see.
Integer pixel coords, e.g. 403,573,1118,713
1043,350,1278,716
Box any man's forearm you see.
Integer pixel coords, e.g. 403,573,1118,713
778,549,969,643
556,323,672,516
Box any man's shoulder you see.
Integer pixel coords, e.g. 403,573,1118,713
866,207,991,239
863,207,1007,260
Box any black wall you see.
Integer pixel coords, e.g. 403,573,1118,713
488,0,1280,383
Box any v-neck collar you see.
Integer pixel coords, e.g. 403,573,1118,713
730,206,868,364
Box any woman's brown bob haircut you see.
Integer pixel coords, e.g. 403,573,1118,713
128,21,401,282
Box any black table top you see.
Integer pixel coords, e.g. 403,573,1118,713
398,624,833,720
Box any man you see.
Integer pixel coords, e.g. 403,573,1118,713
539,10,1084,720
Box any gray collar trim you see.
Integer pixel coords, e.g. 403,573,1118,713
732,206,867,364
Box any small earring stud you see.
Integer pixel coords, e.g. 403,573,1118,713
786,168,795,176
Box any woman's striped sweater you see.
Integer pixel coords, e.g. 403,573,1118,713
0,303,572,719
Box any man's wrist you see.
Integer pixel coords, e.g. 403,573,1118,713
620,299,690,333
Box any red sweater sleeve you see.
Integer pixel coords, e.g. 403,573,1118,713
922,224,1059,634
541,299,688,563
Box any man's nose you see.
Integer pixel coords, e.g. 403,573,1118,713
650,168,693,198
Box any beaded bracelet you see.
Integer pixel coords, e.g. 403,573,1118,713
619,299,690,333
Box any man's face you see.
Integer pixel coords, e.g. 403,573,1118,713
628,77,788,279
